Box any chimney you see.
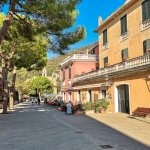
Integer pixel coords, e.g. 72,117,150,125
125,0,131,4
98,16,103,26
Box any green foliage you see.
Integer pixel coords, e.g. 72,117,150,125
0,13,48,71
99,98,110,110
27,76,54,95
82,98,110,111
82,102,95,111
0,0,86,53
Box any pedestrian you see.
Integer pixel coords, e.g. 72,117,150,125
32,99,34,105
38,98,40,105
66,101,72,115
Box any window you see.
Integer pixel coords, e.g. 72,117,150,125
121,48,128,61
63,70,65,80
69,92,72,101
142,0,150,22
101,90,106,98
69,67,71,79
90,49,95,54
104,57,108,67
121,15,127,34
78,90,81,102
103,29,108,45
143,39,150,54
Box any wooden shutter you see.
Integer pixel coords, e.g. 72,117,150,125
142,0,150,22
69,67,71,79
143,39,150,54
103,29,107,45
142,1,147,22
121,48,128,61
63,70,65,80
104,57,108,66
121,15,127,34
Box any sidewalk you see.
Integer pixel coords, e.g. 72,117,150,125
86,112,150,147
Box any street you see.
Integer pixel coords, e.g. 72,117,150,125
0,102,149,150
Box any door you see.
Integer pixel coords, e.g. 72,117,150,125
118,85,130,114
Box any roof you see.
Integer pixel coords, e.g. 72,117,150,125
94,0,138,32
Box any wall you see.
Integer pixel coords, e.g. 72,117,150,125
108,71,150,113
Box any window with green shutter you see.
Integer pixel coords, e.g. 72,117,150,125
104,57,108,67
121,48,128,61
91,49,95,54
142,0,150,22
103,29,107,45
143,39,150,54
69,67,71,79
63,70,65,80
121,15,127,34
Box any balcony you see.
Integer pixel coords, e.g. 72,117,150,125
141,19,150,31
120,32,128,42
60,54,99,67
74,54,150,82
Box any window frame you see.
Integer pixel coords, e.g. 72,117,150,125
142,0,150,22
104,56,108,67
121,48,128,61
143,39,150,54
69,67,71,80
103,29,108,45
120,14,127,35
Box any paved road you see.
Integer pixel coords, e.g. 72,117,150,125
0,102,149,150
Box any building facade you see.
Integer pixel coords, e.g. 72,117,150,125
60,43,99,103
74,0,150,114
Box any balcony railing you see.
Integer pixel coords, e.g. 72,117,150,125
141,19,150,31
60,54,99,66
74,54,150,82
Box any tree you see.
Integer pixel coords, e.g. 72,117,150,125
0,0,86,113
0,13,48,113
0,0,86,52
27,76,54,97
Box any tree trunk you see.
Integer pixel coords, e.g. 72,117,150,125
0,1,16,45
10,67,17,110
2,59,9,114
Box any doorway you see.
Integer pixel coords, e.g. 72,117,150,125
117,85,130,114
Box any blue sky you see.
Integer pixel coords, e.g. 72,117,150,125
48,0,125,58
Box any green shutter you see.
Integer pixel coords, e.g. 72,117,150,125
121,48,128,61
121,15,127,34
142,1,146,22
142,0,150,22
143,39,150,54
148,0,150,20
103,29,107,45
104,57,108,66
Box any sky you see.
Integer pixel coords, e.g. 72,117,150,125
3,0,126,59
48,0,126,58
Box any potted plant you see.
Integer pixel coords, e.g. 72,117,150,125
98,98,109,113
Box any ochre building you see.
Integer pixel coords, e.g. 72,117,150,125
73,0,150,114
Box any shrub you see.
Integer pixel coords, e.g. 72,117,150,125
99,98,110,110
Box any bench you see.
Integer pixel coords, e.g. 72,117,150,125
132,107,150,117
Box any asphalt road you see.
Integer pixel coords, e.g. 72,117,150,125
0,102,149,150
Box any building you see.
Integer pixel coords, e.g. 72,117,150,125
60,42,99,103
42,67,60,94
74,0,150,114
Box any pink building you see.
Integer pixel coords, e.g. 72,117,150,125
60,42,99,103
